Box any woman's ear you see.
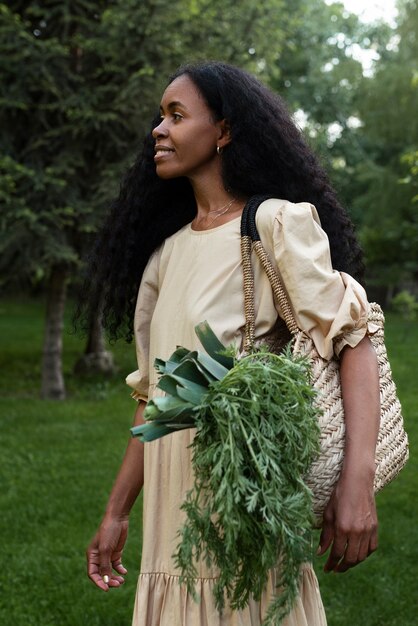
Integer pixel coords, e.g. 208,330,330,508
216,119,231,149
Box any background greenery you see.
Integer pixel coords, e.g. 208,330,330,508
0,299,416,625
1,0,417,624
1,0,417,397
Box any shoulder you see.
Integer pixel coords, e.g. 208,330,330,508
255,198,323,248
143,223,190,286
255,198,321,231
160,223,190,257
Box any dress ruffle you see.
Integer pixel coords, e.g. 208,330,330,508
132,565,326,626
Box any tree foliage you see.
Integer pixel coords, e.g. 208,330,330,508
352,0,418,293
0,0,289,289
1,0,417,396
270,0,393,208
269,0,418,296
0,0,287,395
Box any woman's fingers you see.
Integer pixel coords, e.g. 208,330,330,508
323,530,348,572
86,520,129,591
319,481,378,573
87,540,111,591
113,559,128,575
323,518,378,573
337,523,378,572
317,518,334,557
87,547,125,590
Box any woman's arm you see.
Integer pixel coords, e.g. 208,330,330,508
86,401,146,590
318,335,380,572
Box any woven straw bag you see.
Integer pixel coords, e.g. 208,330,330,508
241,196,409,527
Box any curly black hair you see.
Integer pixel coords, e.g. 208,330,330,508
78,61,364,341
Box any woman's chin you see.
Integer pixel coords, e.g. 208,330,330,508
155,164,181,180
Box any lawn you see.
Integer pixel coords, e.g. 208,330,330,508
0,297,416,626
314,313,418,626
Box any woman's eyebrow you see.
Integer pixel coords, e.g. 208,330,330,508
159,100,189,112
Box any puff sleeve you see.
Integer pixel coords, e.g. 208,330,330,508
256,199,376,360
125,247,161,401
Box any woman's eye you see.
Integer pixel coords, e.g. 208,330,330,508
173,113,183,121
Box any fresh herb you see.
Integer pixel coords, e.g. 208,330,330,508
131,321,321,625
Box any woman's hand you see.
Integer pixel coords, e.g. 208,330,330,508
86,402,146,591
87,516,129,590
318,335,380,573
317,468,378,573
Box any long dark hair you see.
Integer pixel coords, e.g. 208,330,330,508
78,61,364,341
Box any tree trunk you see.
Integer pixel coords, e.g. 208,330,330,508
385,284,395,308
41,265,68,399
73,305,115,376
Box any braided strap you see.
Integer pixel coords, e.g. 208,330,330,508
241,235,255,353
252,241,299,335
241,195,299,349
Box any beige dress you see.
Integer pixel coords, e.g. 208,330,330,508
127,198,372,626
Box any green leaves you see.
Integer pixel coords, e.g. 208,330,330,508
174,346,321,625
131,323,322,624
195,320,235,369
130,328,230,443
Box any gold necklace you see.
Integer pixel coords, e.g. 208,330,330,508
195,198,236,229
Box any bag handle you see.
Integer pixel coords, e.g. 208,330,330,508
241,196,300,352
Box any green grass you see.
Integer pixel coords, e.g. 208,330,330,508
0,298,416,625
0,298,141,626
314,313,418,626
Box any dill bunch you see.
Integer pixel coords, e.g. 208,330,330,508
131,322,321,625
174,348,321,625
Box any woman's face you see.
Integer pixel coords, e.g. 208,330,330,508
152,75,225,180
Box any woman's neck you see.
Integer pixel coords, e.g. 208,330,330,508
189,174,245,231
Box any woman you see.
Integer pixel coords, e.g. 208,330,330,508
85,62,380,625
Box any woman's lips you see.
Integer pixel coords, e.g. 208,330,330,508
154,146,174,161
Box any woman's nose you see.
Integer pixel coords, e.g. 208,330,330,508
152,120,168,139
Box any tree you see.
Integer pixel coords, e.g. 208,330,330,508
0,4,93,398
269,0,393,209
267,0,418,298
350,0,418,298
0,0,287,398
